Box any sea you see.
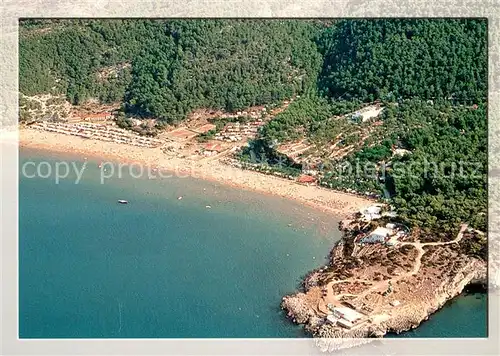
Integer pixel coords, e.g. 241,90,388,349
18,148,487,338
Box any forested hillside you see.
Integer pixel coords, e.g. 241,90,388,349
259,96,362,143
19,18,488,234
317,19,487,103
20,19,323,122
19,19,156,103
128,20,324,122
251,18,487,147
318,100,487,232
388,101,487,232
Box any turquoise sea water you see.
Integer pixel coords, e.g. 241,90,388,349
390,291,487,338
19,149,487,338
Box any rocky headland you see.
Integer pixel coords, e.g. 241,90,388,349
281,216,487,347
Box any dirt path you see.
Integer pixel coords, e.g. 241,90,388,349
398,223,467,276
329,278,374,286
323,224,468,303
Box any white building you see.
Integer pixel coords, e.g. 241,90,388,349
372,227,393,238
348,105,385,123
326,314,338,325
390,300,401,307
333,307,363,324
360,227,393,244
359,205,383,221
337,319,354,329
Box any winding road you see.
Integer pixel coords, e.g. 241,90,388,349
321,223,468,309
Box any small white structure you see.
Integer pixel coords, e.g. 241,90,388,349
390,300,401,307
359,205,383,221
333,307,364,324
393,148,411,157
326,314,338,325
337,319,354,329
360,227,393,244
373,227,393,237
386,223,396,229
382,211,398,218
348,105,385,123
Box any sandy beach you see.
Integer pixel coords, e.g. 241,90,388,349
14,128,373,217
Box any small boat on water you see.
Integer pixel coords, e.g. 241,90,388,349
118,200,128,204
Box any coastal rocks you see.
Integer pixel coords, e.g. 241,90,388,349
382,259,487,336
384,307,426,335
281,293,314,324
281,216,488,343
303,270,323,289
431,259,487,312
316,324,374,339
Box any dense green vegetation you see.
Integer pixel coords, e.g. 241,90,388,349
317,100,487,233
239,139,302,177
317,19,487,103
20,19,323,122
260,96,362,143
20,19,488,236
320,138,395,197
388,101,487,232
253,19,487,234
126,20,323,122
19,19,152,103
20,18,487,119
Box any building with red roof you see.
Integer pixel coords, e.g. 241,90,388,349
203,142,224,153
297,174,317,184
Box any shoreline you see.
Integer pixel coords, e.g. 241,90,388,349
280,217,488,347
11,128,490,345
15,129,374,219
